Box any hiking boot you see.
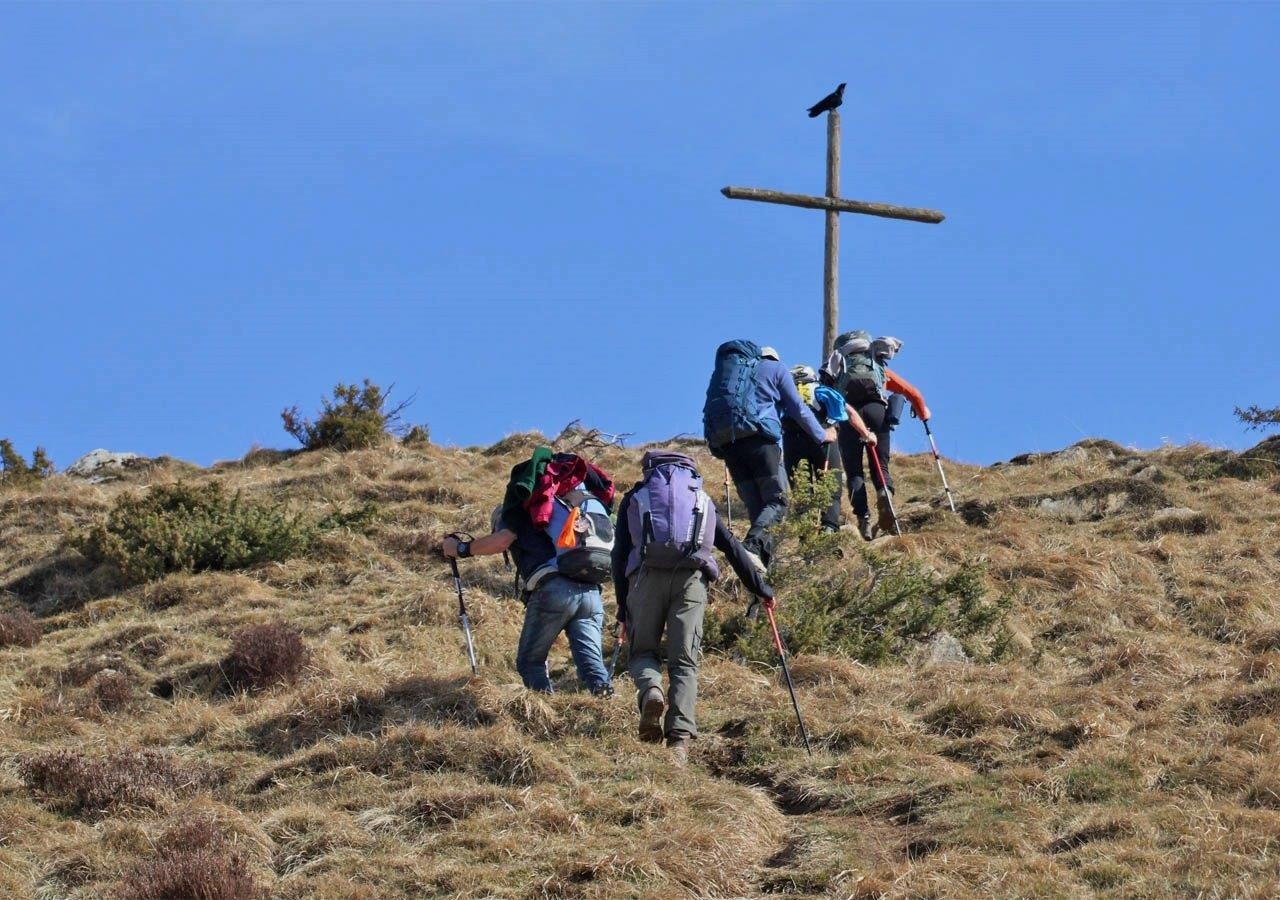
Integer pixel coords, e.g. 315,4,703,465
591,682,615,699
858,516,876,542
638,687,665,744
876,491,898,535
667,736,691,766
820,523,840,534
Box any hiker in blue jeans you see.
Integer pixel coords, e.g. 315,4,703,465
512,575,609,691
441,449,616,696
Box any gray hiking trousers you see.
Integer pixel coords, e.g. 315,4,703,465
626,565,708,741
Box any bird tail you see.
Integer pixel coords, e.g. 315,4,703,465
807,107,820,117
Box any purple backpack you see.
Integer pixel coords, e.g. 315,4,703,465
626,451,717,576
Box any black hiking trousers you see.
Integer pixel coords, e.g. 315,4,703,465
782,429,842,531
721,433,787,568
838,401,892,521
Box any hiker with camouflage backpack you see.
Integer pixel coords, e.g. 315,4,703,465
612,451,775,763
822,334,931,540
784,364,879,533
702,341,835,571
442,449,617,696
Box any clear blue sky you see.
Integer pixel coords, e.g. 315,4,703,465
4,2,1277,467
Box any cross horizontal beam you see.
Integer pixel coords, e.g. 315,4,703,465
721,185,945,224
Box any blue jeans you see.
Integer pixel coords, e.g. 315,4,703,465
515,575,610,693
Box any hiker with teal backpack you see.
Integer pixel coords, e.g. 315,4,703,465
442,449,617,696
822,334,931,540
783,364,879,533
702,341,835,571
611,451,775,763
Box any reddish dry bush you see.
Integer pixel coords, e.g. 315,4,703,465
223,622,308,691
117,849,259,900
19,748,211,815
0,607,41,647
88,669,134,711
154,813,224,856
117,812,260,900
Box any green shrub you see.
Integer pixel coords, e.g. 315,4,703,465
281,379,409,451
704,474,1010,665
316,500,380,533
73,482,314,583
706,553,1008,666
0,439,53,487
1235,405,1280,432
402,424,431,446
1189,437,1280,481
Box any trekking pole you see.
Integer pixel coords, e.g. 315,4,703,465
723,462,732,530
446,536,479,675
922,420,957,513
763,600,813,756
866,443,902,536
608,620,626,679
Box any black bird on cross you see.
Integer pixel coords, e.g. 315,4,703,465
806,83,846,118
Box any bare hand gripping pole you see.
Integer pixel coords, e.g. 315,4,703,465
764,601,813,756
608,621,626,679
922,421,957,513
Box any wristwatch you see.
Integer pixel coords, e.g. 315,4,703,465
456,540,472,559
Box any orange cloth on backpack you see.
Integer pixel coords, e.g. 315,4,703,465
557,506,581,548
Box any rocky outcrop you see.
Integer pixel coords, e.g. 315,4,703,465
65,449,147,482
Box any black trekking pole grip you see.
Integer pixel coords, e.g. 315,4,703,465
765,602,813,756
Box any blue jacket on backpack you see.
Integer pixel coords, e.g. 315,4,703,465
703,340,828,454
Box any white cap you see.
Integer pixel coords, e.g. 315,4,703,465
760,346,780,360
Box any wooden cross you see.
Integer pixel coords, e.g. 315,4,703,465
722,109,945,359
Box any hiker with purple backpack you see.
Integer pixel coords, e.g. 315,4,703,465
611,451,775,764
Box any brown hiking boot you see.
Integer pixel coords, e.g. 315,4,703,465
638,687,665,744
667,735,691,766
876,491,898,535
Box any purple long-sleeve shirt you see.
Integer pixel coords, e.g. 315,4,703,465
754,358,829,445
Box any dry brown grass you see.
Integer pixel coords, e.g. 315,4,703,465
1,436,1279,896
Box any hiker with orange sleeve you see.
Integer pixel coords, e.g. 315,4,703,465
822,334,930,539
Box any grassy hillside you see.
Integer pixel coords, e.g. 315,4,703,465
2,432,1279,898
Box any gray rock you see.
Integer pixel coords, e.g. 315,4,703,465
1035,490,1130,522
66,449,145,482
1056,445,1091,464
918,630,971,667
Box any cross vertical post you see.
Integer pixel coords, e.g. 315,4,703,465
721,93,945,362
823,110,840,359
